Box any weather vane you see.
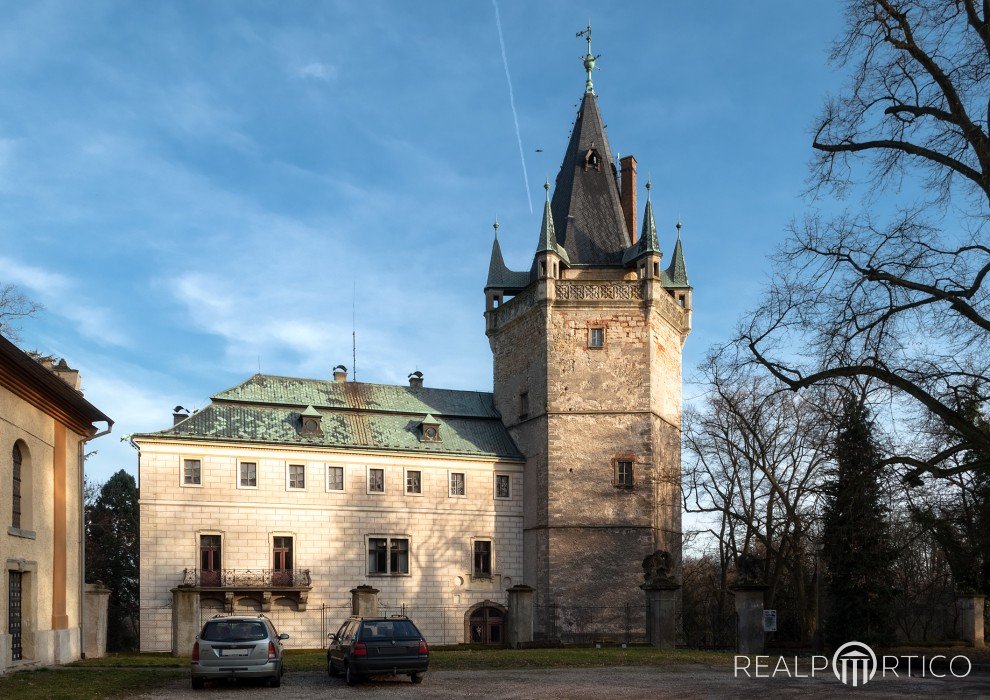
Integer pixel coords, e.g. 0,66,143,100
576,21,600,94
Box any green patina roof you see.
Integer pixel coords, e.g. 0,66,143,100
666,235,690,288
622,197,662,265
535,184,571,264
213,374,500,417
135,374,523,460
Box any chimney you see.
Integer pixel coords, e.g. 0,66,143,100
172,405,190,425
620,155,638,244
333,365,348,383
408,371,424,388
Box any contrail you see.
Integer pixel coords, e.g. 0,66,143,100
493,0,533,214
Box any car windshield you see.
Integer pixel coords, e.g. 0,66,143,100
360,620,419,640
201,620,268,642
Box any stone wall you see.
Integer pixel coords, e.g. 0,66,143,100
137,441,524,651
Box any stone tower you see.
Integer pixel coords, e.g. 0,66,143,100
484,39,692,634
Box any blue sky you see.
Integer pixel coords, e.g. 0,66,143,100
0,1,847,484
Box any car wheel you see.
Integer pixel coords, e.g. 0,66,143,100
345,662,359,686
411,672,425,684
269,674,281,688
327,656,339,677
191,677,205,690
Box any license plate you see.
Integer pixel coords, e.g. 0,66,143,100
218,648,249,657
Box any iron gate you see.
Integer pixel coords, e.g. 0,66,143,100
9,572,22,661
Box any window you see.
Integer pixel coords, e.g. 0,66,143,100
367,537,409,575
183,458,202,486
199,534,221,586
288,464,306,489
473,540,492,577
239,462,257,488
518,392,529,420
406,470,422,495
12,443,21,528
273,536,293,571
368,468,385,493
449,472,466,497
495,474,511,499
615,460,634,489
327,466,344,491
589,327,605,348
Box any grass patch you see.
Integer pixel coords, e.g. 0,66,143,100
70,652,186,668
284,646,732,673
0,667,183,700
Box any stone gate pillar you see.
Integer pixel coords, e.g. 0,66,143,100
731,584,768,655
958,594,986,648
83,582,110,658
171,588,200,657
506,585,534,648
350,585,379,617
642,583,680,649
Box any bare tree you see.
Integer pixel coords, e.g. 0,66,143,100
741,0,990,481
683,355,833,643
0,283,42,342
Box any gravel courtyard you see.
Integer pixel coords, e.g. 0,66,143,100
135,665,990,699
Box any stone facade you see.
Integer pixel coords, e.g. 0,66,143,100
136,434,524,650
487,273,688,625
0,338,110,673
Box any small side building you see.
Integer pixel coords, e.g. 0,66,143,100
0,336,112,672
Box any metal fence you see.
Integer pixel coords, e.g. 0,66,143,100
535,603,649,645
139,606,174,653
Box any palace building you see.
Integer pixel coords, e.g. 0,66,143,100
137,36,690,649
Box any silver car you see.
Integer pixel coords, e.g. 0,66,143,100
191,615,289,689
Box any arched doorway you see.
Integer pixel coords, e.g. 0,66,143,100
467,604,504,645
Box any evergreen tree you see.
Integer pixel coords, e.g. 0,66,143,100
821,398,895,648
86,470,139,651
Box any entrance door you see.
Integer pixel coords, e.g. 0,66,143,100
9,572,22,661
272,537,293,586
199,535,221,587
469,606,503,644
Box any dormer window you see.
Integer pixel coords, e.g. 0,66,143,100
583,146,602,172
300,405,323,436
419,414,441,442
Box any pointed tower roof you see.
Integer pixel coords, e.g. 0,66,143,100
535,181,570,264
485,220,530,291
622,182,661,265
550,90,629,266
665,222,690,288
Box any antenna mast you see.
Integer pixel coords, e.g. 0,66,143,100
352,281,357,382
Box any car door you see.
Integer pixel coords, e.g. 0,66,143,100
329,620,353,667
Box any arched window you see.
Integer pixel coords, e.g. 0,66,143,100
12,443,22,528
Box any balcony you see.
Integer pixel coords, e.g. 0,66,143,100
178,568,312,611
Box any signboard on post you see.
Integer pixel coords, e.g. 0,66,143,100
763,609,777,632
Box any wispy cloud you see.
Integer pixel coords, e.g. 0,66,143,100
296,61,337,82
0,256,129,347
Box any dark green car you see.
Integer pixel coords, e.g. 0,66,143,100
327,616,429,685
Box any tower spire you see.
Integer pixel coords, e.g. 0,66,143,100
536,180,570,263
577,21,599,94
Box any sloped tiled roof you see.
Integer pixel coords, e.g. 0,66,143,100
135,374,522,460
550,92,629,266
486,237,531,291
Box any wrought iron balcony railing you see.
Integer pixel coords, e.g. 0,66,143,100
180,568,312,589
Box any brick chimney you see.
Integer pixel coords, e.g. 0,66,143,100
333,365,348,382
620,155,638,244
408,371,424,388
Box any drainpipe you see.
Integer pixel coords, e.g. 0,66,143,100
79,420,113,659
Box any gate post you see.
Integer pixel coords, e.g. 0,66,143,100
641,582,680,649
350,585,379,617
171,587,200,657
958,594,986,648
731,584,769,655
505,584,535,648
